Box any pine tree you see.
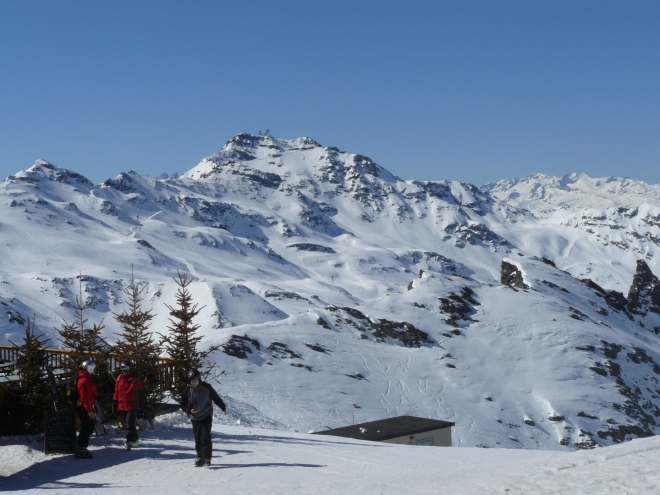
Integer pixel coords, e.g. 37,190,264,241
113,268,163,418
56,274,112,411
159,271,218,401
58,276,107,367
5,318,54,434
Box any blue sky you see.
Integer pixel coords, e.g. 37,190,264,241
1,1,659,185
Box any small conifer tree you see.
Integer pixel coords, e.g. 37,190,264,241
5,318,54,434
159,271,218,401
56,274,113,410
113,268,163,418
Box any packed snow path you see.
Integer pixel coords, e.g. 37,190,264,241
2,423,660,494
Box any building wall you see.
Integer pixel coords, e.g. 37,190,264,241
382,427,452,447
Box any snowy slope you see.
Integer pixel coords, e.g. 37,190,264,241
3,134,660,451
2,415,660,494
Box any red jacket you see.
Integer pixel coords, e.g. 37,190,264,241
77,369,98,413
113,371,145,411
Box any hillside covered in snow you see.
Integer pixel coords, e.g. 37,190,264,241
3,133,660,451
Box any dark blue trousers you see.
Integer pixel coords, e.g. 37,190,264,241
191,415,213,459
124,409,139,442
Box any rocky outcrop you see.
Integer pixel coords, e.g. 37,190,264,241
627,260,660,315
370,319,431,347
579,260,660,320
439,287,480,326
223,334,261,359
581,278,630,317
286,243,336,253
584,339,660,445
500,261,529,289
326,306,432,347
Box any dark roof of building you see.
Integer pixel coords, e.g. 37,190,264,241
312,415,455,442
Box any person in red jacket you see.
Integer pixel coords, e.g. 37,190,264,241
75,359,98,459
113,360,145,450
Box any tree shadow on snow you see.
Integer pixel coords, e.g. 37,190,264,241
216,448,253,456
1,445,190,491
2,428,383,491
208,462,325,470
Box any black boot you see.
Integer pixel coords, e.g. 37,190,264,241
194,457,204,467
75,449,93,459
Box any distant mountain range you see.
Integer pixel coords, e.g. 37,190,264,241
483,171,660,209
3,133,660,450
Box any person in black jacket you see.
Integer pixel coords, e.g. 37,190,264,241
179,368,228,467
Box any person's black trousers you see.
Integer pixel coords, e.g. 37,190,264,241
124,409,139,442
75,406,94,450
191,415,213,460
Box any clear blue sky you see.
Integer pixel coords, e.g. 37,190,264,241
1,1,659,185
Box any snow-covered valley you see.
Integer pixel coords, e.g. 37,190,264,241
3,133,660,452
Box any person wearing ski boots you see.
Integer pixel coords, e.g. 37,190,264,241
113,360,145,450
179,368,228,467
75,359,98,459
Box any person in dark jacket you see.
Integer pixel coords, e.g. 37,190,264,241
113,360,145,450
179,368,228,467
75,359,98,459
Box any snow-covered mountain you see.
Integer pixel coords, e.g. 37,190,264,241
3,133,660,451
483,171,660,209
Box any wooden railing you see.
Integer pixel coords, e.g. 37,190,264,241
0,346,176,389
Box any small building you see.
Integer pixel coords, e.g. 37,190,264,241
313,415,454,447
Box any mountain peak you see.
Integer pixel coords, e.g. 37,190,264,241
3,159,93,188
32,158,55,168
219,133,322,158
182,133,398,189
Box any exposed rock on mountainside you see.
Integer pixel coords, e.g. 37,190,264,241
439,287,479,327
286,243,336,253
581,279,630,317
628,260,660,315
223,334,261,359
500,261,529,289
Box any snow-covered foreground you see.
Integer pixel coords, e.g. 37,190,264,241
2,413,659,494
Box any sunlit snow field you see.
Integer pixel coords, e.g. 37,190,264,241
1,411,659,494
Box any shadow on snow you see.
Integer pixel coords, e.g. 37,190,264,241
0,427,343,491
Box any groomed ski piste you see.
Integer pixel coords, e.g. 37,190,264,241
2,410,660,494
